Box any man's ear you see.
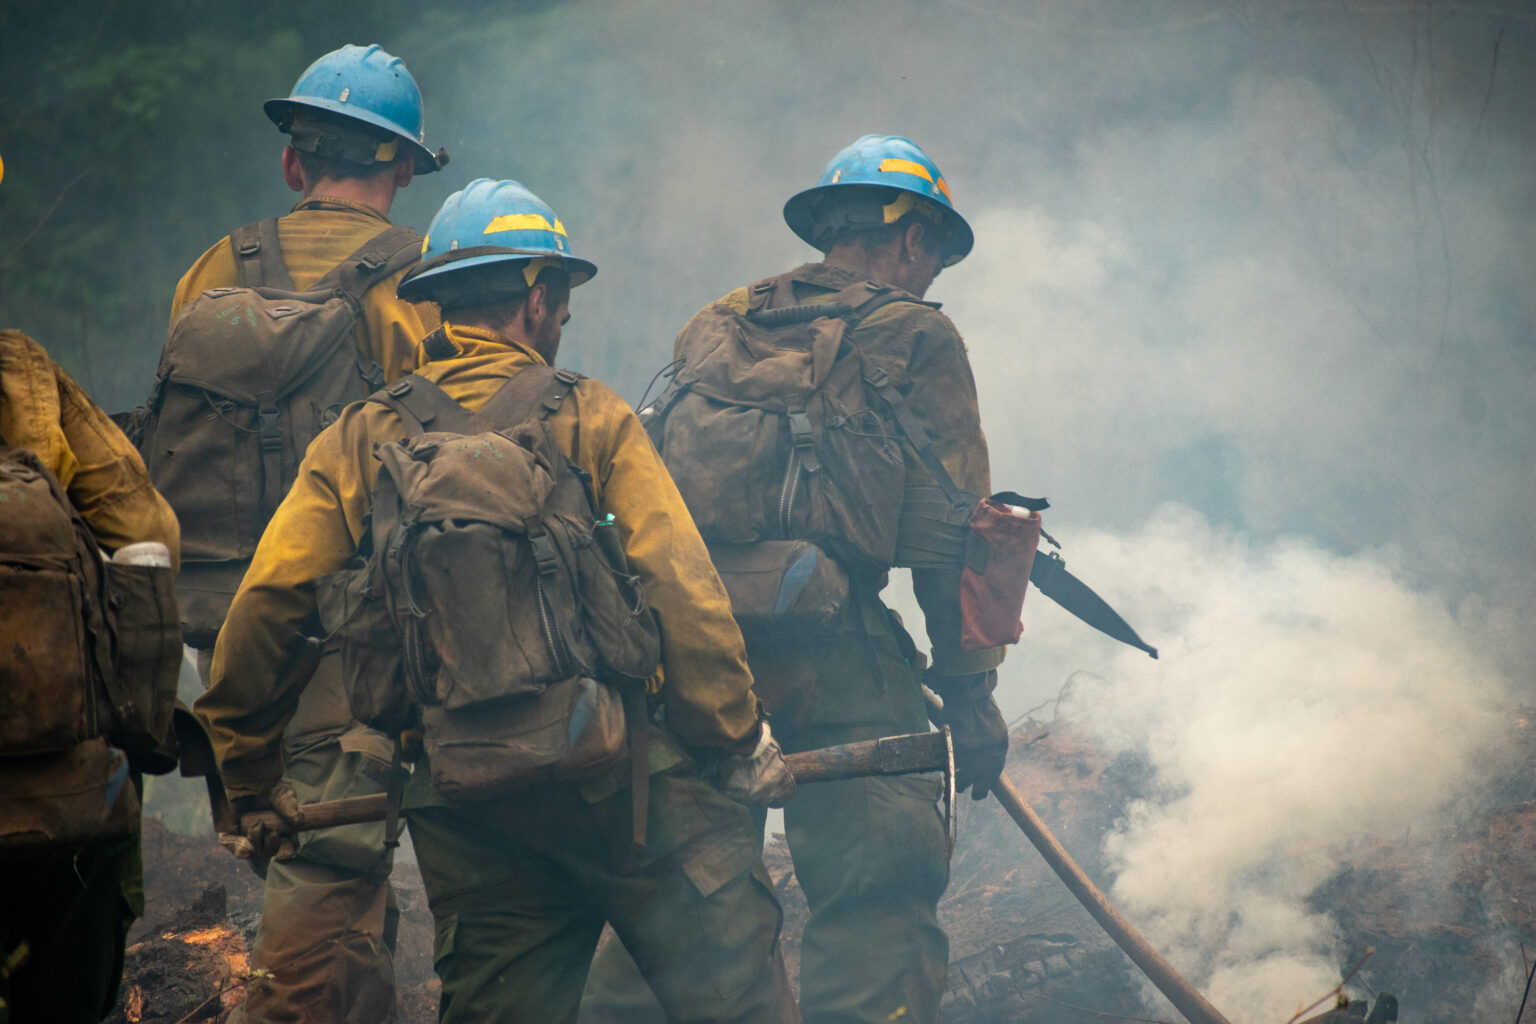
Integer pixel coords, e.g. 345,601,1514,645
281,146,306,193
523,281,548,328
903,220,929,261
392,157,415,190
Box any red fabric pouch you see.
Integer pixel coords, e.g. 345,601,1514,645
959,496,1043,652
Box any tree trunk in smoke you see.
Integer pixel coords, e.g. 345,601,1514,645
991,773,1235,1024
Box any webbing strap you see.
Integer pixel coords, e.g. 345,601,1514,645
864,366,966,506
310,225,423,309
373,371,476,436
471,366,581,432
255,389,285,521
231,219,296,291
369,364,583,439
382,738,406,851
625,686,650,849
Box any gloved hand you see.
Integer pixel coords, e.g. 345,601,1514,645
219,782,301,862
926,668,1008,801
705,721,797,808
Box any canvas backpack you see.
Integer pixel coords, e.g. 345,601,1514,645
0,443,181,854
316,359,661,801
138,220,421,647
641,274,944,634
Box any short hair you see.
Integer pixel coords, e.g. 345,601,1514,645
812,187,950,257
286,111,404,183
430,264,572,316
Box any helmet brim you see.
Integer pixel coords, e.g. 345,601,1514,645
264,97,442,174
783,183,974,267
397,248,597,303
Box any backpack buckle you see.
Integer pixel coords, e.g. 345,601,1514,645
787,412,814,449
357,253,387,271
787,411,821,473
259,408,282,452
527,525,561,577
387,379,414,398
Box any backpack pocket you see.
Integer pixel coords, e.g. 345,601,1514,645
422,676,629,799
102,562,182,773
0,739,140,857
0,564,96,755
316,561,412,734
569,515,661,682
707,540,849,638
415,519,584,710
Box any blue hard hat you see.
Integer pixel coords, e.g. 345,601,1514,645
783,134,973,266
264,44,443,174
398,178,597,302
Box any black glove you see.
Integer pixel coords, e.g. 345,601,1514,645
927,668,1008,801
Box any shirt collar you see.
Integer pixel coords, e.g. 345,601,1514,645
290,195,392,222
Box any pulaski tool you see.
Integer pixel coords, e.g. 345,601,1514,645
238,727,959,853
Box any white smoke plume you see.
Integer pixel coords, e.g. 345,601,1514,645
995,509,1519,1020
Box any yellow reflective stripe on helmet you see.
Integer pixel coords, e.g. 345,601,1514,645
484,213,568,236
420,235,430,254
522,257,560,287
933,177,952,201
878,157,934,184
373,138,400,162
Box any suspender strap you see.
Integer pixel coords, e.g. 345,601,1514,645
254,388,286,520
864,365,967,507
382,737,406,851
371,372,476,435
625,686,650,849
370,363,584,438
231,219,296,291
471,366,582,431
311,224,424,308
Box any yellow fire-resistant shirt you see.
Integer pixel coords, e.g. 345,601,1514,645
0,330,179,561
170,195,439,382
198,323,761,797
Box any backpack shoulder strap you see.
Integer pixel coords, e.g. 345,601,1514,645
839,280,939,323
471,365,583,432
311,225,424,306
864,362,964,505
370,373,475,436
838,283,961,505
230,219,296,291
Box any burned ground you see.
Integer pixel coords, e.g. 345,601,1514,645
115,718,1536,1023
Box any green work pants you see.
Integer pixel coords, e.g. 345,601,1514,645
583,597,950,1024
199,651,399,1024
404,727,799,1024
0,829,143,1024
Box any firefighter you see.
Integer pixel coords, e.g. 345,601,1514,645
195,178,800,1024
172,43,444,1024
0,328,180,1022
583,134,1008,1024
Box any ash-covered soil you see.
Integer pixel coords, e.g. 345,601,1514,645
115,719,1536,1022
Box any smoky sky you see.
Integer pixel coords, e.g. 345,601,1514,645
23,1,1535,1019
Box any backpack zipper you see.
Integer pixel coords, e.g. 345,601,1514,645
535,577,570,677
778,448,801,538
403,617,435,705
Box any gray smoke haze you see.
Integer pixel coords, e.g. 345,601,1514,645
114,0,1536,1019
400,2,1533,1019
